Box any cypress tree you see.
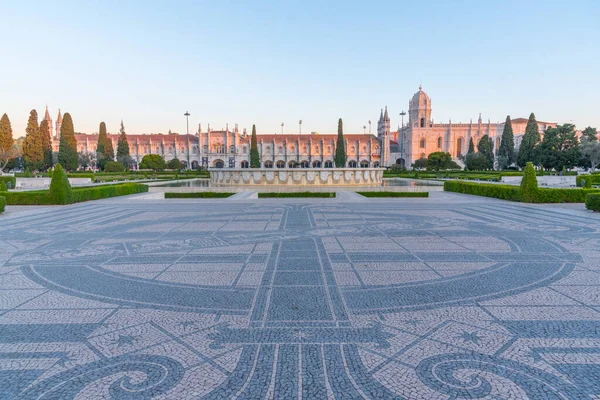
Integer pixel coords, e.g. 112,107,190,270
517,113,541,168
498,116,515,165
48,163,73,204
477,134,494,170
23,110,45,171
250,124,260,168
334,118,346,167
39,119,53,170
0,114,14,171
467,138,475,154
57,113,79,171
520,162,538,203
116,120,131,168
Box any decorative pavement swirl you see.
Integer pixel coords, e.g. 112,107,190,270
0,192,599,399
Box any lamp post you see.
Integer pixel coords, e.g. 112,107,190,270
363,125,366,134
184,111,190,169
399,111,406,130
368,120,371,135
281,122,284,135
299,120,302,135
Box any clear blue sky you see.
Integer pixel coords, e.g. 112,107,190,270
2,0,599,138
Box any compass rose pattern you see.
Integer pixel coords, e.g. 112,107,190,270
0,196,599,399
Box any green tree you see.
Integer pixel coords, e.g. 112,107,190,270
411,157,427,169
477,134,494,170
250,124,260,168
498,116,515,166
517,113,541,168
581,126,598,143
39,119,53,170
104,161,125,172
0,114,15,172
426,151,453,171
139,154,165,171
23,110,45,171
167,157,183,170
48,163,73,204
57,113,79,171
581,141,600,171
116,120,131,165
334,118,346,167
579,127,598,169
467,138,475,155
538,124,580,171
96,122,114,170
520,161,538,203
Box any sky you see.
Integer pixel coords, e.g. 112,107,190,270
1,0,599,138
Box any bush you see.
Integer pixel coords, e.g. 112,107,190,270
258,192,335,198
139,154,166,171
48,164,73,205
444,180,600,203
165,192,234,198
0,181,7,192
586,194,600,211
520,162,538,203
356,191,429,197
0,196,5,214
0,176,16,189
1,183,147,205
577,175,593,188
104,161,125,173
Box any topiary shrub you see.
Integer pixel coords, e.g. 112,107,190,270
0,176,16,189
104,161,125,172
577,175,593,188
0,196,5,214
48,164,73,205
0,181,7,192
520,162,538,203
586,193,600,212
24,168,33,178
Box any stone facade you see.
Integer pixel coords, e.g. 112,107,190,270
390,86,558,168
210,168,383,186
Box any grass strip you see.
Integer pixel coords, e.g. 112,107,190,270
356,191,429,197
258,192,335,198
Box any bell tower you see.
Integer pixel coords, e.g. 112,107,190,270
408,85,432,128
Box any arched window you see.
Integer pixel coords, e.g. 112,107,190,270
276,160,285,168
348,160,357,168
420,138,426,149
264,160,273,168
437,137,442,149
324,160,333,168
300,160,310,168
420,118,425,128
360,160,369,168
373,162,380,167
288,160,298,168
312,160,322,168
241,160,249,168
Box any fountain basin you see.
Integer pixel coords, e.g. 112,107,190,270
209,168,384,186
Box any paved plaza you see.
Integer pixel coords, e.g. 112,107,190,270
1,192,599,399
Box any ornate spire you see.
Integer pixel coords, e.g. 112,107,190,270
419,84,422,91
379,109,383,121
44,105,51,121
384,106,389,121
57,109,62,123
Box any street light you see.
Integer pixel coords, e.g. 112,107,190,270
299,120,302,135
184,111,190,135
363,125,366,134
399,111,406,129
281,122,284,135
368,120,371,135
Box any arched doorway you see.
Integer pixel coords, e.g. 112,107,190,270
360,160,369,168
396,158,406,168
213,159,225,168
324,160,333,168
191,160,199,170
276,160,285,168
373,162,380,168
312,160,322,168
264,160,273,168
456,138,464,158
348,160,357,168
300,160,310,168
240,160,249,168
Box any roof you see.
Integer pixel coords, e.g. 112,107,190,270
510,118,555,124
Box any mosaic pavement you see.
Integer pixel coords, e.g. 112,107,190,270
1,193,600,399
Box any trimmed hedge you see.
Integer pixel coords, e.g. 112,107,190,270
0,183,148,205
258,192,336,198
165,192,234,198
586,194,600,212
444,180,600,203
577,175,594,188
0,176,16,189
0,196,5,214
356,191,429,198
